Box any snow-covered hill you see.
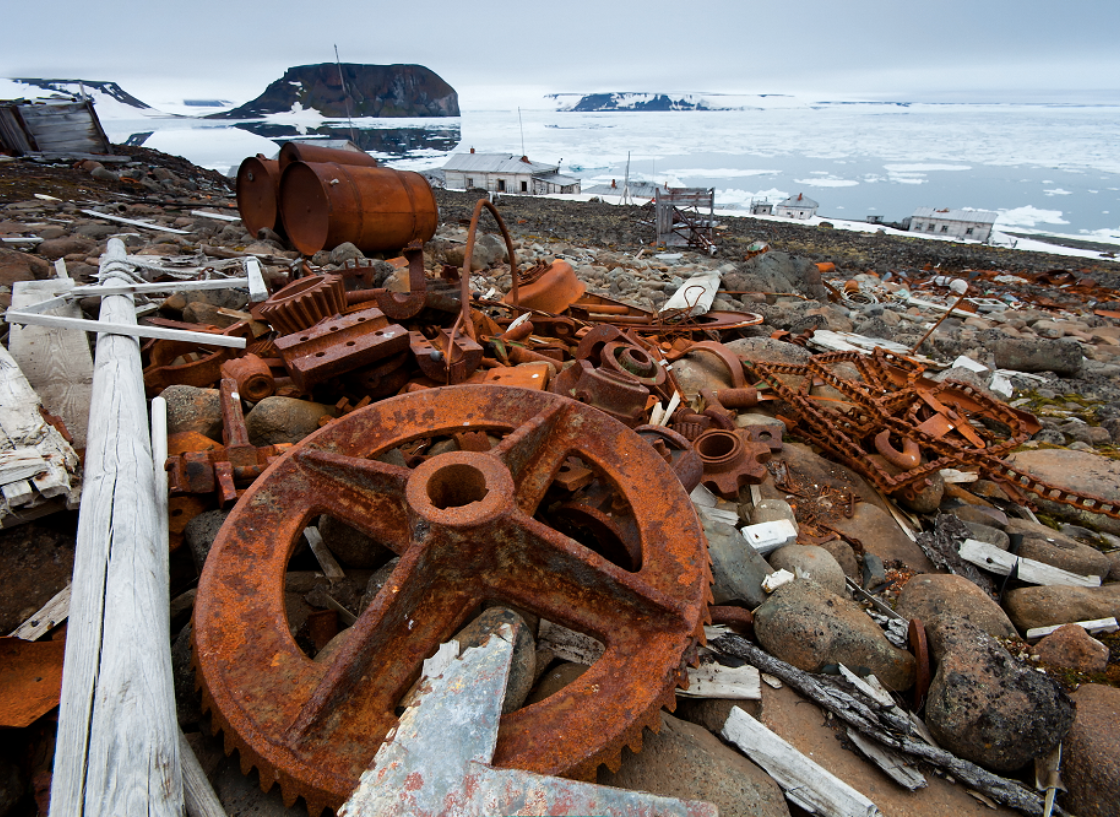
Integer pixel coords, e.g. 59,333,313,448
0,77,167,119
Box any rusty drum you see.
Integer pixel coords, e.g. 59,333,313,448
278,142,379,171
236,154,283,237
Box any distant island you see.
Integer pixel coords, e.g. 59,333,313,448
212,64,459,119
546,92,804,112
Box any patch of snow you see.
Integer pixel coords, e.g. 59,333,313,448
669,168,781,179
995,206,1070,227
882,163,972,173
1043,188,1073,196
793,176,859,187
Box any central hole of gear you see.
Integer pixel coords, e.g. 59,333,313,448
427,463,489,509
697,432,736,460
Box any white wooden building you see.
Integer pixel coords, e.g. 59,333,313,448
909,207,998,242
775,193,818,220
750,199,774,215
442,152,581,195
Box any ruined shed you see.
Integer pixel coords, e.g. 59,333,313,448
441,152,581,195
775,193,818,220
0,99,112,156
909,207,998,242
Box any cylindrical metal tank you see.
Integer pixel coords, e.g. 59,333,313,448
235,155,283,237
278,142,379,171
278,161,438,256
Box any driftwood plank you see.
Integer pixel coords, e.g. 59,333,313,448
959,539,1101,587
9,584,71,641
49,238,182,817
180,730,227,817
721,706,882,816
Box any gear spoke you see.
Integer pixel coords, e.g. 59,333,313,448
489,400,579,514
291,448,412,552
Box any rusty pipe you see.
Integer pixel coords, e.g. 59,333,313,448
460,199,520,338
278,162,437,256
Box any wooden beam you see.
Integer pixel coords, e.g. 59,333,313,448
79,209,190,234
5,310,247,348
1025,617,1119,641
180,730,227,817
8,584,71,641
49,238,183,817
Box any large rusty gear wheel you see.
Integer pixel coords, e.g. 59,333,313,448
193,385,712,815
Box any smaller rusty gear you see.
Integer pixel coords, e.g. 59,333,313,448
252,274,345,335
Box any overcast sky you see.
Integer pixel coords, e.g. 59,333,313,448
5,0,1119,106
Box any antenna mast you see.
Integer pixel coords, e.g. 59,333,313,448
518,107,526,156
334,44,357,144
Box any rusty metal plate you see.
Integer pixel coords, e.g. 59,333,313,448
194,385,711,815
0,637,65,728
275,307,409,390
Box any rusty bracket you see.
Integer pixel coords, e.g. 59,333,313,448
275,307,409,390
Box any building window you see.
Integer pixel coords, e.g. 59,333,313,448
521,180,528,192
498,179,506,192
915,223,923,230
466,177,474,188
941,225,948,233
966,227,974,236
928,224,935,232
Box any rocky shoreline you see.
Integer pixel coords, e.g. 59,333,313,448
2,147,1120,817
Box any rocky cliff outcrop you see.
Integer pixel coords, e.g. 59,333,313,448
213,63,458,119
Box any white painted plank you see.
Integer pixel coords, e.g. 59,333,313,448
49,238,183,817
959,539,1101,587
244,257,268,303
190,209,241,223
9,584,71,641
5,310,247,348
722,707,882,816
9,280,94,449
79,208,190,234
2,480,34,507
0,448,49,483
1025,617,1120,641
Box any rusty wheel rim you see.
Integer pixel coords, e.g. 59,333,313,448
194,385,711,814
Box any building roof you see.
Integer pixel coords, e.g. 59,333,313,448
777,193,819,209
441,153,558,175
912,207,998,224
534,173,581,187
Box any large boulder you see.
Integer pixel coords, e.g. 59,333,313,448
704,517,769,608
766,545,847,595
895,573,1018,638
0,247,50,286
925,619,1073,772
730,251,827,301
1062,684,1120,817
1004,517,1112,577
1004,584,1120,632
827,501,935,572
753,579,916,690
993,337,1083,377
1033,624,1109,672
161,385,223,440
597,711,790,817
245,396,337,446
1005,449,1120,536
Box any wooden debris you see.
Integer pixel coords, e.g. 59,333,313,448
537,619,605,666
79,208,190,234
9,584,71,641
180,730,228,817
678,658,762,700
846,728,927,791
0,342,81,524
721,706,883,816
9,279,95,449
1025,617,1120,641
5,310,248,348
959,538,1101,587
304,525,346,582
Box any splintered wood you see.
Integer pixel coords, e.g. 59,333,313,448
0,343,81,525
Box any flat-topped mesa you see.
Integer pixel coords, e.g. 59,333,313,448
212,63,458,119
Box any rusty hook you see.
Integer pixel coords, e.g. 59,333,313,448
874,429,921,469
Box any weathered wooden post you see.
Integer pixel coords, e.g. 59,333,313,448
50,238,182,816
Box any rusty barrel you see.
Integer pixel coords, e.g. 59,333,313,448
235,155,283,237
278,141,379,171
278,161,438,256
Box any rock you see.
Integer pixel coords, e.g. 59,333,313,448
817,538,860,580
724,336,814,366
767,545,847,595
245,396,336,446
895,573,1018,638
950,504,1009,530
1004,517,1113,577
754,579,916,690
329,242,364,265
735,251,827,301
162,384,223,440
597,712,790,817
183,509,231,572
526,662,587,705
671,352,738,396
90,165,120,182
1062,684,1120,817
36,236,96,261
454,607,535,714
962,520,1011,550
673,696,760,736
925,618,1073,772
0,247,50,286
1033,624,1109,672
1004,584,1120,631
749,498,797,528
993,337,1083,377
317,515,393,569
828,501,935,572
704,517,770,607
359,557,400,613
171,623,202,727
181,300,243,328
